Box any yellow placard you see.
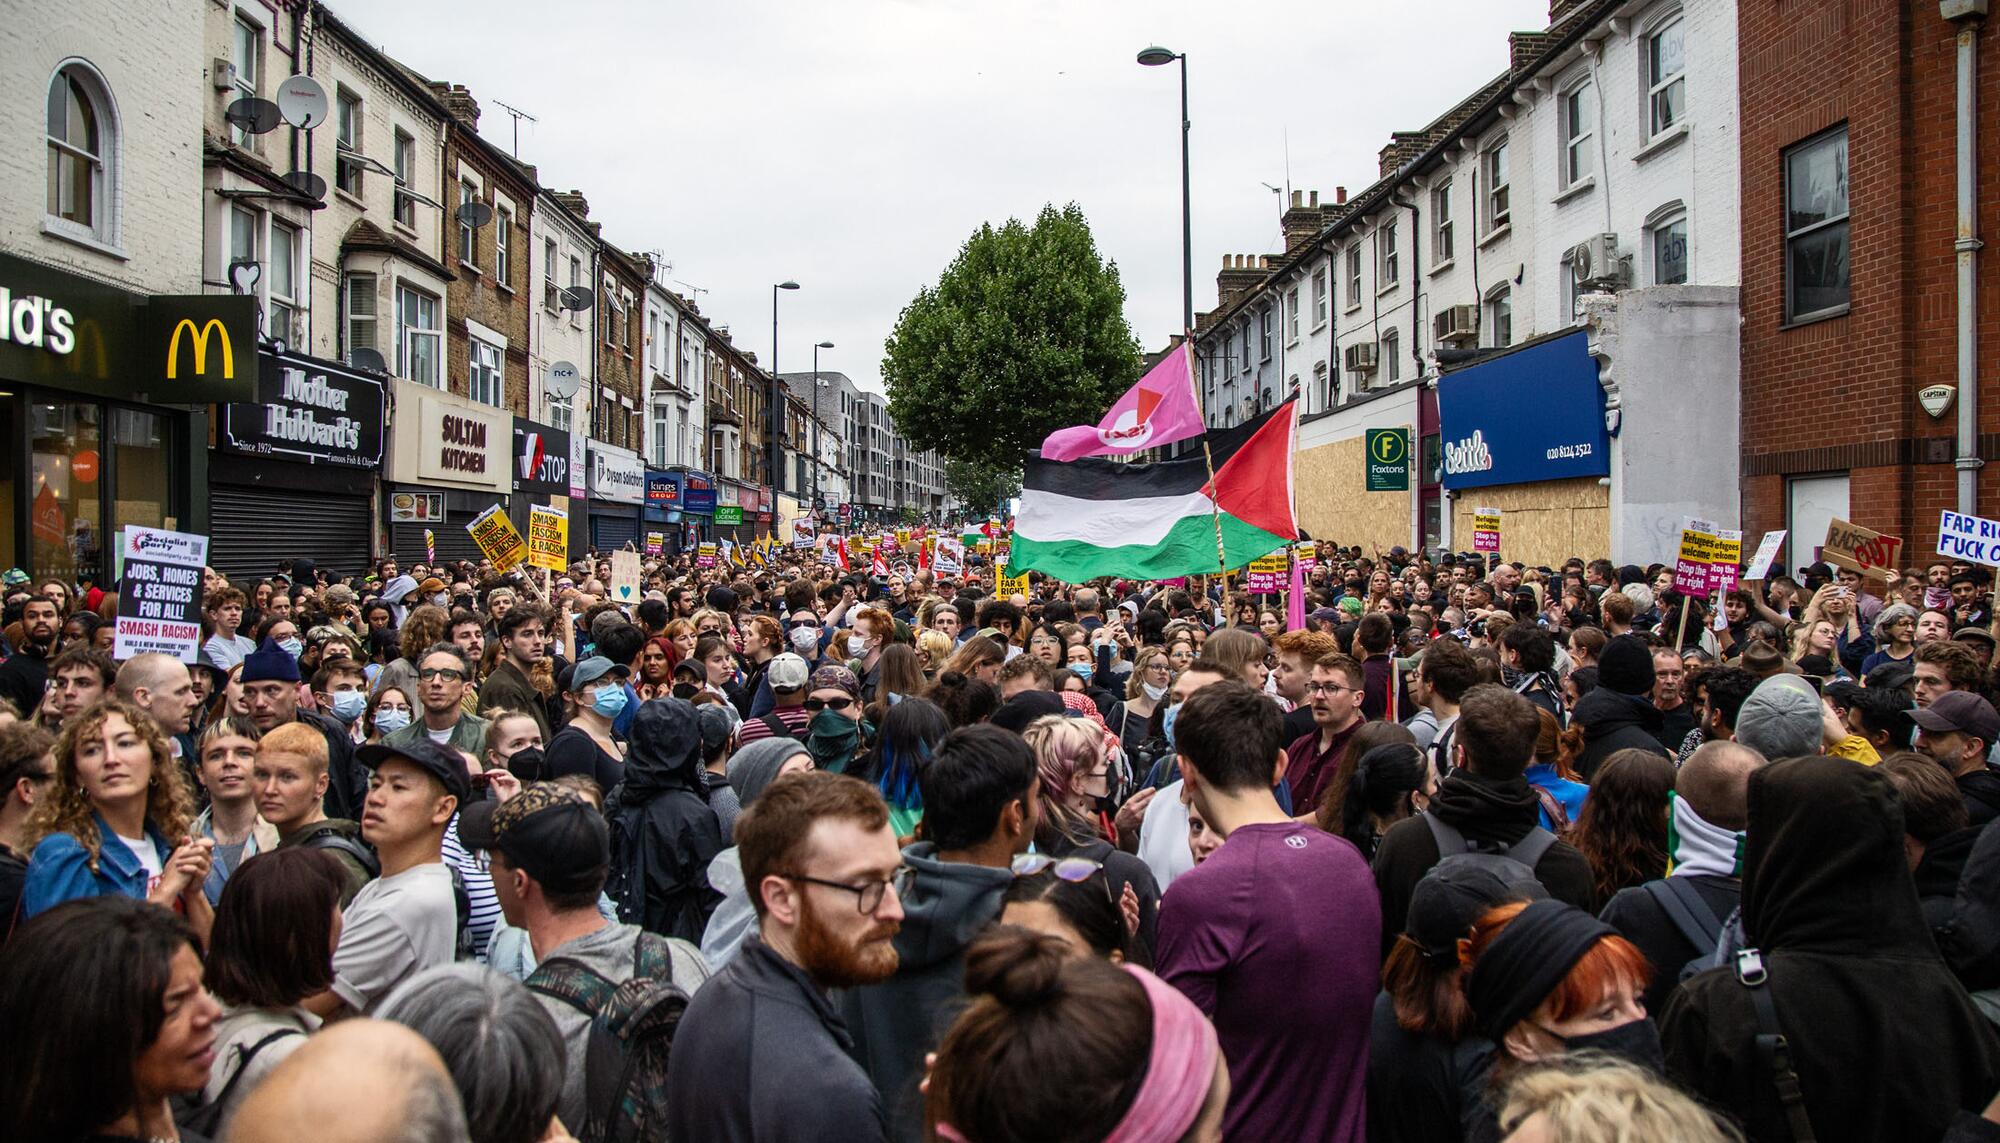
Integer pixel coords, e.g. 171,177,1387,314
466,504,526,571
996,567,1031,597
527,505,568,571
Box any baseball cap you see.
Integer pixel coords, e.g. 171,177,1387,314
1406,854,1549,959
768,652,810,691
323,584,357,608
457,783,609,894
1956,627,1998,649
1910,690,2000,744
568,656,630,692
355,738,472,806
695,702,737,753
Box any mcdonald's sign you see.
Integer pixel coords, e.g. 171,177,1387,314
144,294,255,402
166,318,232,381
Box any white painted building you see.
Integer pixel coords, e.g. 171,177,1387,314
642,267,705,472
1193,0,1739,564
528,189,596,489
0,1,205,294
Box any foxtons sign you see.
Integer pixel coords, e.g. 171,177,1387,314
222,350,384,468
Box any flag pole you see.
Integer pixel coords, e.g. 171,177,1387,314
1182,336,1228,574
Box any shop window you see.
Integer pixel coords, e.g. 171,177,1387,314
30,401,102,587
112,408,170,539
46,62,118,247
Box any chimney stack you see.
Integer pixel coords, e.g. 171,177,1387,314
1216,254,1271,310
428,82,480,131
1336,186,1348,204
551,189,590,219
1281,192,1329,256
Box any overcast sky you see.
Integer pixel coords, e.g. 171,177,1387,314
333,0,1549,395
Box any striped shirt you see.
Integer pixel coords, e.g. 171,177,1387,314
441,818,503,964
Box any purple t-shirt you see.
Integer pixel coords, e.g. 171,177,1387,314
1156,820,1381,1142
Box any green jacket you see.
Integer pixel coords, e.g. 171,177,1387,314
383,711,490,761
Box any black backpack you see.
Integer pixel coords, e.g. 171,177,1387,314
295,822,381,879
1642,878,1743,983
173,1027,303,1138
527,932,691,1143
1423,812,1557,870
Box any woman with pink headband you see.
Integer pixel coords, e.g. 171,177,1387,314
926,929,1227,1143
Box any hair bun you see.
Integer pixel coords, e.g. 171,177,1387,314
963,927,1070,1009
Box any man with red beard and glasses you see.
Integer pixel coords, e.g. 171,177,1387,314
667,770,909,1143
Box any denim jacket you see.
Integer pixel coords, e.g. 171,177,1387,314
23,813,173,918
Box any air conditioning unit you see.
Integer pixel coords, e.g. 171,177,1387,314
1567,233,1627,289
213,60,237,91
1344,342,1380,374
1433,304,1479,345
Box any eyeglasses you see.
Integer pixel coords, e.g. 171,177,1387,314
699,627,722,637
1306,681,1360,696
1011,853,1106,882
790,618,821,628
780,866,914,913
804,696,855,712
417,667,467,682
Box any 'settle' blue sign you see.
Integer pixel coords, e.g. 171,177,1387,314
1437,330,1609,490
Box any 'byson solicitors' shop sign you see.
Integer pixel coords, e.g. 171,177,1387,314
221,350,385,468
1437,330,1609,491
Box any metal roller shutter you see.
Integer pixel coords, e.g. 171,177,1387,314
591,511,640,553
209,486,375,585
388,520,485,569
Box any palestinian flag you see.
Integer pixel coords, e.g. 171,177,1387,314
1012,401,1297,582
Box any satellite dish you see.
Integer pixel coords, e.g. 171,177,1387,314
547,361,581,400
281,170,327,201
227,259,262,296
274,75,330,130
560,286,595,312
349,347,389,374
455,201,494,228
225,97,283,135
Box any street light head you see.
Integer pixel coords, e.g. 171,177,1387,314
777,280,801,291
1136,45,1179,67
817,340,835,348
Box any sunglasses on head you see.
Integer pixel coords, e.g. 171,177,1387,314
804,696,855,712
1011,853,1105,882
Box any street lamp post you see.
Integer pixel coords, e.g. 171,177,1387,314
812,339,834,519
770,281,799,501
1137,45,1192,334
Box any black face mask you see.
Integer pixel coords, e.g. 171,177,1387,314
505,746,547,783
1547,1017,1665,1074
671,682,701,701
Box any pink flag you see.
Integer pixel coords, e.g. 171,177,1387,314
1039,342,1205,462
1286,547,1307,632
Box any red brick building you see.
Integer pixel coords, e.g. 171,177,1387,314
431,82,535,417
1739,1,2000,569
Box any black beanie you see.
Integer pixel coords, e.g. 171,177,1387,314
1466,899,1618,1042
1597,634,1657,696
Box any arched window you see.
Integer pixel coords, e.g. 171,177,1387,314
45,61,118,247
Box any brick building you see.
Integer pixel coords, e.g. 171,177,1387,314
1738,0,2000,570
431,81,535,418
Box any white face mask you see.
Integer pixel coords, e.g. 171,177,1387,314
847,633,869,659
430,592,449,608
1142,682,1168,702
791,627,819,655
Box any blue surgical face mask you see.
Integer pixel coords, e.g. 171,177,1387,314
373,708,412,734
329,690,368,724
278,637,304,659
1070,662,1093,681
1163,701,1183,752
591,684,630,719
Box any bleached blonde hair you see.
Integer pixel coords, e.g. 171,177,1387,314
1498,1057,1742,1143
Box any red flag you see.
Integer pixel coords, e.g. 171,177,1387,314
836,537,851,571
872,550,889,576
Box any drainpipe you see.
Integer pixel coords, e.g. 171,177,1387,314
1947,0,1987,514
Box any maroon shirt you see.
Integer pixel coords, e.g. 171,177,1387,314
1285,718,1363,815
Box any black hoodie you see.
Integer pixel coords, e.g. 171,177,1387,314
1570,687,1669,781
605,698,726,942
1662,756,2000,1143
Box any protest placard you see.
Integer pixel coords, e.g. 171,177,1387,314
466,504,526,571
1743,530,1788,580
1246,551,1288,592
1822,517,1903,581
1674,519,1723,594
1939,510,2000,566
645,531,664,556
697,542,718,569
609,550,642,605
996,567,1031,597
1473,509,1501,554
527,505,568,571
934,537,964,575
114,526,208,662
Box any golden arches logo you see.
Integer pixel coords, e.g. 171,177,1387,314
166,318,233,380
1369,430,1406,464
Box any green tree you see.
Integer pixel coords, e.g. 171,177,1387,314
944,456,1022,515
883,203,1142,472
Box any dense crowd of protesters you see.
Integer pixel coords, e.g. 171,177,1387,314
4,538,2000,1141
